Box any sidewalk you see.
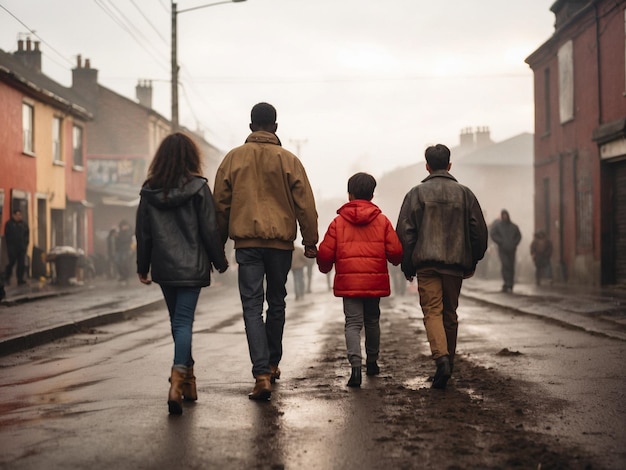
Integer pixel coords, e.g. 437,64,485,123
461,278,626,342
0,278,165,356
1,275,625,357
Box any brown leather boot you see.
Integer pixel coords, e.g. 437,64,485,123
182,366,198,402
269,364,281,384
248,374,272,400
168,366,186,414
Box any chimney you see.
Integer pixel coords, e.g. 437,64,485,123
13,38,42,73
475,126,492,148
459,127,474,148
72,55,99,101
136,80,153,108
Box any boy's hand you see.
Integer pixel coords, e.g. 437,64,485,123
304,245,318,258
138,273,152,285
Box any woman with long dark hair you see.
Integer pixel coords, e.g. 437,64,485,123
136,132,228,415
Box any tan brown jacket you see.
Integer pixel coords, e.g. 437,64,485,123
213,131,318,251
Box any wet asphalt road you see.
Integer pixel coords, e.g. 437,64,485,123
0,279,624,469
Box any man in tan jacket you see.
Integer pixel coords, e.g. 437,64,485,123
214,102,318,400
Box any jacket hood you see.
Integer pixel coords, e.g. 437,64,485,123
140,176,207,209
337,199,381,226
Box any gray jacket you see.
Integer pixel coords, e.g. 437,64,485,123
396,170,488,278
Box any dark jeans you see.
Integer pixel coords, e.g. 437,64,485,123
498,248,516,289
160,285,201,367
4,248,26,283
236,248,292,377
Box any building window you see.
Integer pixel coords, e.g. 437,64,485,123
558,40,574,123
543,69,552,134
22,102,34,154
52,116,63,163
72,125,84,168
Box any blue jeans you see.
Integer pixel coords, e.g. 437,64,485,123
236,248,292,377
160,286,201,367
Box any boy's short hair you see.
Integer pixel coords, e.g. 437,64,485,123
425,144,451,170
348,172,376,201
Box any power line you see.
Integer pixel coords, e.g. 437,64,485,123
129,0,169,47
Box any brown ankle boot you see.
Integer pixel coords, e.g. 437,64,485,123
248,373,272,400
168,366,186,414
182,366,197,402
269,364,281,384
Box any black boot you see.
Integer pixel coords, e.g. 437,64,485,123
432,355,451,389
347,367,362,387
366,361,380,376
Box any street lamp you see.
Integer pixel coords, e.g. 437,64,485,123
171,0,247,131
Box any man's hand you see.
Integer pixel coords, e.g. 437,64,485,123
138,273,152,285
304,245,318,258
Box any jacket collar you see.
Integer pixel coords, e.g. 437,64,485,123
245,131,282,146
421,169,458,183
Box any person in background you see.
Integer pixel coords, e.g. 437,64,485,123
106,227,118,279
115,220,133,285
304,255,315,294
396,144,487,389
530,230,553,286
490,209,522,293
136,132,228,415
290,246,307,300
213,102,319,401
317,172,403,387
4,209,29,286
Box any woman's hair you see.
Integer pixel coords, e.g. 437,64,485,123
146,132,202,191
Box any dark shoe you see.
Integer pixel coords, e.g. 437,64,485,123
347,367,362,387
366,362,380,376
249,374,272,400
432,356,451,389
269,364,281,384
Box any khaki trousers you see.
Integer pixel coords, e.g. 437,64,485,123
416,270,463,360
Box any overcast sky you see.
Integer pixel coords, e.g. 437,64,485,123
1,0,555,198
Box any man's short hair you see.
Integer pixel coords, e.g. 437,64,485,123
250,102,277,127
347,172,376,201
425,144,451,170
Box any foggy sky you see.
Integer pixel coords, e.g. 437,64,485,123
0,0,555,198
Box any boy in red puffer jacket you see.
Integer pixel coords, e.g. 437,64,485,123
317,172,403,387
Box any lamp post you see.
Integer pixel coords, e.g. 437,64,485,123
171,0,247,131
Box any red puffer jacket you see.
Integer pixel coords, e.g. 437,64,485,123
317,199,403,297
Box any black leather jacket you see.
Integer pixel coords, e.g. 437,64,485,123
396,170,488,278
136,176,227,287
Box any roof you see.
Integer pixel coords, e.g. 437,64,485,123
454,132,533,167
0,48,92,121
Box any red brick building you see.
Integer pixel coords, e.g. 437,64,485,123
526,0,626,285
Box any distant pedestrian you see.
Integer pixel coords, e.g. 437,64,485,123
3,209,29,286
291,246,307,300
115,220,133,284
304,255,315,294
213,102,319,400
136,132,229,415
396,144,488,389
317,172,403,387
530,230,553,286
106,227,118,279
490,209,521,292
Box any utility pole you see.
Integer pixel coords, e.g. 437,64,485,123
290,138,308,157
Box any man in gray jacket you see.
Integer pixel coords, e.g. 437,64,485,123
396,144,488,389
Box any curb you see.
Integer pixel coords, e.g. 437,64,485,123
0,298,164,357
